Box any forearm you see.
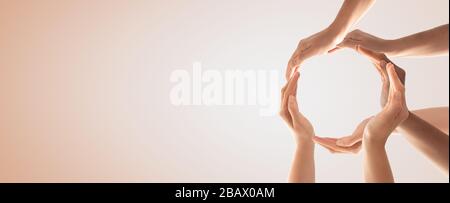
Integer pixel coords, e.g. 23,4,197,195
363,139,394,183
329,0,376,38
288,140,315,183
388,24,449,57
397,113,449,175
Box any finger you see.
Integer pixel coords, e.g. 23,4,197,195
281,72,300,113
312,137,343,152
386,63,405,93
288,96,305,125
328,47,341,53
338,38,358,50
347,141,363,154
286,54,303,80
336,135,361,147
285,72,300,97
286,54,297,80
280,85,287,103
312,137,340,153
293,72,299,97
337,117,371,147
356,45,385,64
379,61,389,82
314,137,361,154
286,61,294,80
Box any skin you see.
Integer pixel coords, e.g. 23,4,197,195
316,46,450,176
286,0,376,79
331,24,449,57
363,64,410,183
280,72,316,183
397,113,449,175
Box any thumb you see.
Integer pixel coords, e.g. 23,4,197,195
336,135,361,147
287,96,302,122
328,47,341,53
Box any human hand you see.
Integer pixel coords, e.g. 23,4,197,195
355,46,406,107
279,72,315,144
312,117,371,154
364,63,410,145
286,27,342,79
329,29,391,54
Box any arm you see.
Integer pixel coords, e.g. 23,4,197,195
363,63,409,183
390,24,449,57
363,139,394,183
313,107,449,155
286,0,375,79
333,24,449,57
330,0,377,38
413,107,448,134
289,139,315,183
280,72,316,183
397,113,449,175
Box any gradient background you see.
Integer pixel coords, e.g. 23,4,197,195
0,0,448,182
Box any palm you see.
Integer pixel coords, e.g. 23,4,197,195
287,28,339,79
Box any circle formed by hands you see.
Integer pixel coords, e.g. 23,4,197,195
282,44,409,155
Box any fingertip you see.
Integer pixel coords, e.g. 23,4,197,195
387,62,394,70
291,71,300,83
328,47,339,53
387,63,397,75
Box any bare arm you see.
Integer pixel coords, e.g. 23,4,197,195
397,113,449,175
389,24,449,57
334,24,449,57
363,63,409,183
280,73,316,183
363,140,394,183
289,140,315,183
330,0,377,38
413,107,449,134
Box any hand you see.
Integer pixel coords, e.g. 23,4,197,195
355,46,406,107
286,27,341,79
364,63,410,145
329,29,391,54
280,72,315,144
312,117,371,154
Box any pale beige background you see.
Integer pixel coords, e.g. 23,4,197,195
0,0,448,182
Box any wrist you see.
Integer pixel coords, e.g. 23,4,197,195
397,111,413,129
385,38,404,57
327,22,347,41
363,131,388,149
295,137,315,148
